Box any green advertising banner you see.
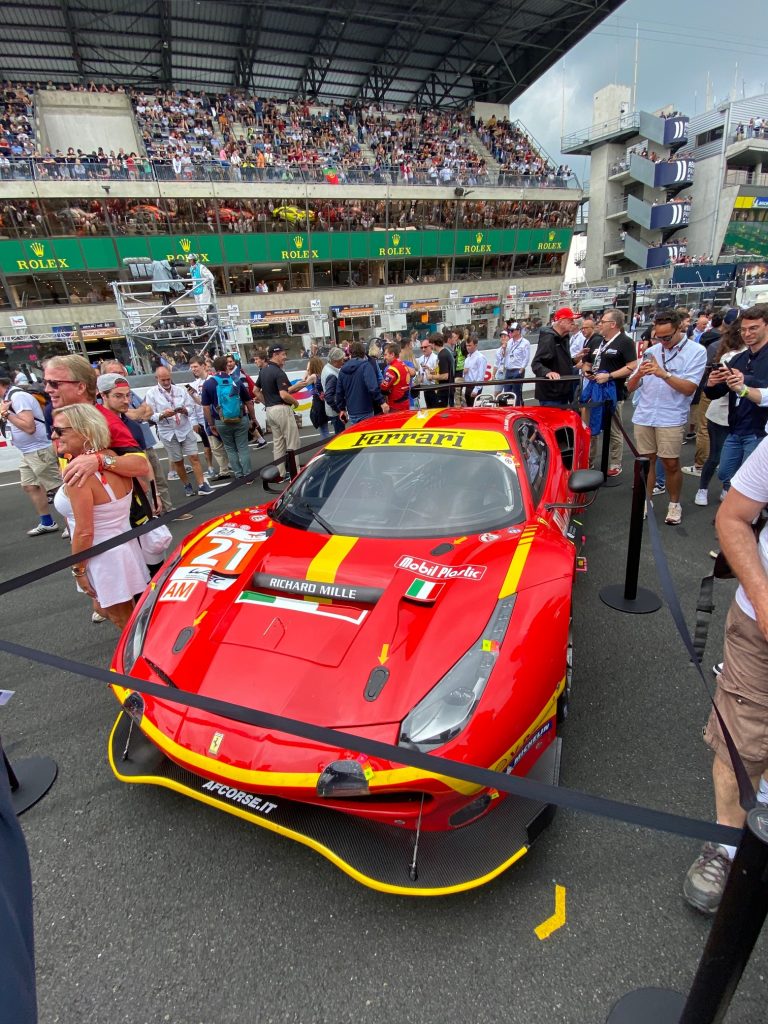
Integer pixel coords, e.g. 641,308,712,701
0,227,573,275
723,221,768,259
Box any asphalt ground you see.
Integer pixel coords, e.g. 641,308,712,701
0,422,765,1024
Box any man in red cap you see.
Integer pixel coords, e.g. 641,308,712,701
531,307,582,407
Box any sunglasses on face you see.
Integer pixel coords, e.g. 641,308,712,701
44,378,77,390
51,425,74,437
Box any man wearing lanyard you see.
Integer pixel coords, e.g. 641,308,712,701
145,367,214,498
583,309,638,475
502,323,530,406
627,310,707,525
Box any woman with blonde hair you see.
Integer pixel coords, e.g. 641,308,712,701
52,403,149,629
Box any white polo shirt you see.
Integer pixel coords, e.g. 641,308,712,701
631,339,707,428
730,436,768,621
462,349,488,384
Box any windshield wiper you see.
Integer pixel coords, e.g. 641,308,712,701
295,500,335,534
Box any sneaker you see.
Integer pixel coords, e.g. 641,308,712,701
167,469,179,481
682,432,696,443
694,489,709,506
719,490,728,502
205,466,216,479
198,481,215,495
712,662,723,677
184,483,196,498
256,438,267,448
61,526,70,540
184,464,193,473
27,523,59,536
665,501,682,525
607,465,622,477
211,472,232,482
91,611,106,624
652,484,666,496
683,842,731,914
682,465,702,476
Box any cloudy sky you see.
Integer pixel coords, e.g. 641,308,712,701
509,0,768,176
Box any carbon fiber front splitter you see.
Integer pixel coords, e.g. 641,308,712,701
109,712,561,896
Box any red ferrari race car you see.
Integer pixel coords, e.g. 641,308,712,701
109,405,601,895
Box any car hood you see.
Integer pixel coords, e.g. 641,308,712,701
135,509,568,729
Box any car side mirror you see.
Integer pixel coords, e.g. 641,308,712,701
544,469,604,512
567,469,604,494
260,465,286,492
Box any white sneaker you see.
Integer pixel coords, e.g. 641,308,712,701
665,501,682,525
694,489,708,506
682,465,702,476
27,523,59,536
91,611,106,623
205,466,216,479
167,469,179,481
61,526,70,539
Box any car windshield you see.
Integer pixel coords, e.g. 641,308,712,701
271,447,525,537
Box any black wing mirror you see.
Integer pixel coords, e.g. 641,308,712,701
567,469,605,494
544,469,604,511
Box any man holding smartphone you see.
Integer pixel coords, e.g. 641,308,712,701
145,367,215,497
627,309,707,525
704,304,768,495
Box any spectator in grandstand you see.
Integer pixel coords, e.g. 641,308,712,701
52,402,149,629
531,308,581,408
626,310,707,525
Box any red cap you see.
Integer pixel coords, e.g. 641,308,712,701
553,307,581,322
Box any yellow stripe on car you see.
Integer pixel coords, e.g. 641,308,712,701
498,525,537,598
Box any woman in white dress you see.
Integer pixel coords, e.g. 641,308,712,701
52,403,149,630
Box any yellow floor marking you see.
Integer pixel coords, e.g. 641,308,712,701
535,883,566,940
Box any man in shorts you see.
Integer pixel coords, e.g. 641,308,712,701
144,366,214,497
0,375,62,536
683,436,768,913
626,309,707,525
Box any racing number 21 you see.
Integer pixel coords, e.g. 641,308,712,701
190,537,252,573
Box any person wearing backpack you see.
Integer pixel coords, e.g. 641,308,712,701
0,376,63,536
201,354,257,478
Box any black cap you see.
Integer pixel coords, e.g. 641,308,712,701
267,343,285,357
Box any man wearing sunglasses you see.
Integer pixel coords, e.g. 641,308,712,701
42,355,148,489
627,309,707,525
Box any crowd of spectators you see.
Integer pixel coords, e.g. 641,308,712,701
0,81,576,190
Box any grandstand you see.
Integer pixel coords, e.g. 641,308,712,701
0,0,623,373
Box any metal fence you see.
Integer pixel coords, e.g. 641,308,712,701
0,158,580,190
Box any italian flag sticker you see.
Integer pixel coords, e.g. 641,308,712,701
404,579,444,603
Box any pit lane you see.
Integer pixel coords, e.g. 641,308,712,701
0,431,764,1024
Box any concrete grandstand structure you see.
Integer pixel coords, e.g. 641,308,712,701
0,0,628,374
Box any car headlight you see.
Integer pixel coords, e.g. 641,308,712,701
398,596,516,753
122,551,181,673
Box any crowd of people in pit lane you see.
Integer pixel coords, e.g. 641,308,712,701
0,81,573,189
3,303,768,947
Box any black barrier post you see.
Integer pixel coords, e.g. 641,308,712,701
1,737,57,816
599,457,662,613
607,805,768,1023
286,448,298,480
600,400,621,489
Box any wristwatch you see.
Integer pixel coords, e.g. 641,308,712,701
100,453,117,470
739,385,750,398
664,370,672,380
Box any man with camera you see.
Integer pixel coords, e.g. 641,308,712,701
627,309,707,525
145,366,215,497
